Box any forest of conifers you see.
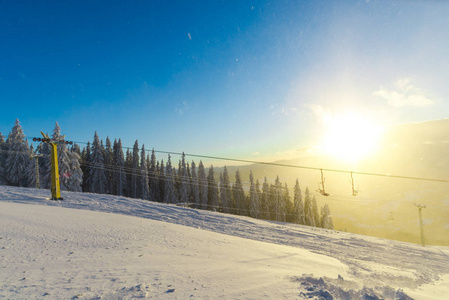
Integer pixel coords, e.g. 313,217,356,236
0,119,333,229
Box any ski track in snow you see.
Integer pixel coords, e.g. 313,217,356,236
1,185,449,299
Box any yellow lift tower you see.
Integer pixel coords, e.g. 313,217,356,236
33,132,73,200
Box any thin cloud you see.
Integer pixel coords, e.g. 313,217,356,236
374,79,435,107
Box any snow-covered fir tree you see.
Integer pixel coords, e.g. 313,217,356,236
50,122,82,192
124,148,133,197
304,187,315,227
158,159,165,202
220,166,232,213
4,119,30,187
198,161,208,210
88,132,107,194
312,197,321,227
0,132,6,184
272,176,286,222
104,137,114,194
80,142,92,192
131,140,140,198
178,152,189,204
148,149,160,202
320,203,334,229
261,177,270,220
113,139,126,196
26,145,37,188
232,170,245,215
164,155,177,204
207,165,219,211
140,144,150,200
293,179,305,224
190,161,200,208
249,171,260,219
66,145,83,192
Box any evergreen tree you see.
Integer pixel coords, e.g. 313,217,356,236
321,204,334,229
304,187,315,226
207,165,219,211
52,122,81,192
198,161,208,209
158,159,165,202
5,119,30,186
113,139,126,196
232,170,245,215
190,161,200,208
249,171,260,219
178,152,189,204
220,166,232,213
0,132,6,184
66,148,83,192
273,176,286,222
283,183,293,222
164,155,177,203
26,145,37,188
140,144,150,200
104,137,114,194
80,142,92,192
293,179,305,224
261,177,270,220
131,140,140,198
148,149,160,202
88,132,107,194
312,197,321,228
124,148,133,197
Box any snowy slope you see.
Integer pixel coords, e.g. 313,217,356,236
1,186,449,299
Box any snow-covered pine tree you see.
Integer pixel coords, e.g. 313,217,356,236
148,149,160,202
198,161,208,210
158,159,165,202
164,155,177,204
124,148,133,197
113,139,126,196
88,132,107,194
178,152,189,204
249,171,260,219
104,137,114,194
5,119,31,187
261,177,270,220
26,145,37,188
312,197,321,228
320,204,334,229
232,170,245,215
304,187,315,227
207,165,219,211
140,144,150,200
293,179,305,225
66,146,82,192
283,183,292,222
131,140,140,199
190,161,200,208
220,166,232,213
0,132,6,184
80,142,92,192
51,122,80,192
273,176,286,222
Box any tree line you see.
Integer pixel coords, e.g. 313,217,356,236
0,119,333,229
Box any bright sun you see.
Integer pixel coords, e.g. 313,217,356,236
319,112,382,163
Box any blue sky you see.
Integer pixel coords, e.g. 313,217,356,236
1,0,449,163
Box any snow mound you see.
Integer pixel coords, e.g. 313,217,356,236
294,275,412,300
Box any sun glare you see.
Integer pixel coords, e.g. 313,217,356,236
319,112,382,163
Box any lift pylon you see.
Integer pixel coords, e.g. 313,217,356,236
33,132,73,200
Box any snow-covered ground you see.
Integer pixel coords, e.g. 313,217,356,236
1,186,448,299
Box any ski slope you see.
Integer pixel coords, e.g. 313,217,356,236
1,186,448,299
